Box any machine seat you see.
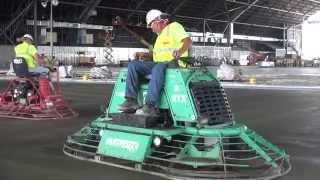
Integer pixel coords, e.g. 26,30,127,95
12,57,40,78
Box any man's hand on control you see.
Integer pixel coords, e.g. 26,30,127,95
172,49,183,60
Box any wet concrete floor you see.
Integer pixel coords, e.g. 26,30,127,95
0,81,319,180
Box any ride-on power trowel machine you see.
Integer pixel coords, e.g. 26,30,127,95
63,59,291,179
0,57,77,120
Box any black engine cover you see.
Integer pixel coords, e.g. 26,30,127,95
111,113,160,128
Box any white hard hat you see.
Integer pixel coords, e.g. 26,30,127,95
146,9,162,27
23,34,33,41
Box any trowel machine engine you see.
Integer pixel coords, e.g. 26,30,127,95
12,80,31,105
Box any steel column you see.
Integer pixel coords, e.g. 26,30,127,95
203,19,206,46
50,1,53,59
229,22,234,45
283,24,287,52
34,0,38,45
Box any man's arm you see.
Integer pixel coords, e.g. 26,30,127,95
34,53,46,66
29,44,46,66
173,37,192,59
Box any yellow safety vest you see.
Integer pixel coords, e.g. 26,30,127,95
14,42,37,69
153,22,189,67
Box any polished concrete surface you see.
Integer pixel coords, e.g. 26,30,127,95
0,81,319,180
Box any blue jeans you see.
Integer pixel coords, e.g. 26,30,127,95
125,60,168,106
29,66,49,76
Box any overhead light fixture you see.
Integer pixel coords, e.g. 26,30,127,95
52,0,59,6
41,0,48,8
89,9,98,16
41,0,59,7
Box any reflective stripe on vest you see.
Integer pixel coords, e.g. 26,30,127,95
153,22,188,65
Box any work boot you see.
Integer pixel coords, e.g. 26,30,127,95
118,98,140,112
135,104,158,116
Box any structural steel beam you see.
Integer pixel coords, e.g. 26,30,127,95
231,0,260,22
222,0,232,44
303,6,318,20
222,0,232,34
61,1,146,14
11,19,24,41
26,19,113,30
194,0,220,30
234,21,284,29
238,0,296,38
0,1,33,43
0,29,14,44
78,0,102,22
307,0,320,5
225,0,312,16
170,0,188,15
208,6,245,19
201,0,223,19
127,0,146,21
60,1,285,30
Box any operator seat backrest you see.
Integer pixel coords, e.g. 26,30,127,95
12,57,30,77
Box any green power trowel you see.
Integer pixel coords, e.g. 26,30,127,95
63,64,291,179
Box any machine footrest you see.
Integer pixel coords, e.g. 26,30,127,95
111,113,160,128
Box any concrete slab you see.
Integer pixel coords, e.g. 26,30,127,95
0,81,319,180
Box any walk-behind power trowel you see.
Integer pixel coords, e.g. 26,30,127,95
63,59,291,179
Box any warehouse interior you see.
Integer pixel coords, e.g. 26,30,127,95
1,0,320,180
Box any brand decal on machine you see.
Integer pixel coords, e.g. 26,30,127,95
13,58,23,64
106,138,139,152
171,94,187,103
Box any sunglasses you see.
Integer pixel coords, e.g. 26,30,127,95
148,19,162,28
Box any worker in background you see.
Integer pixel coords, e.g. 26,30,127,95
15,34,49,76
118,9,192,116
